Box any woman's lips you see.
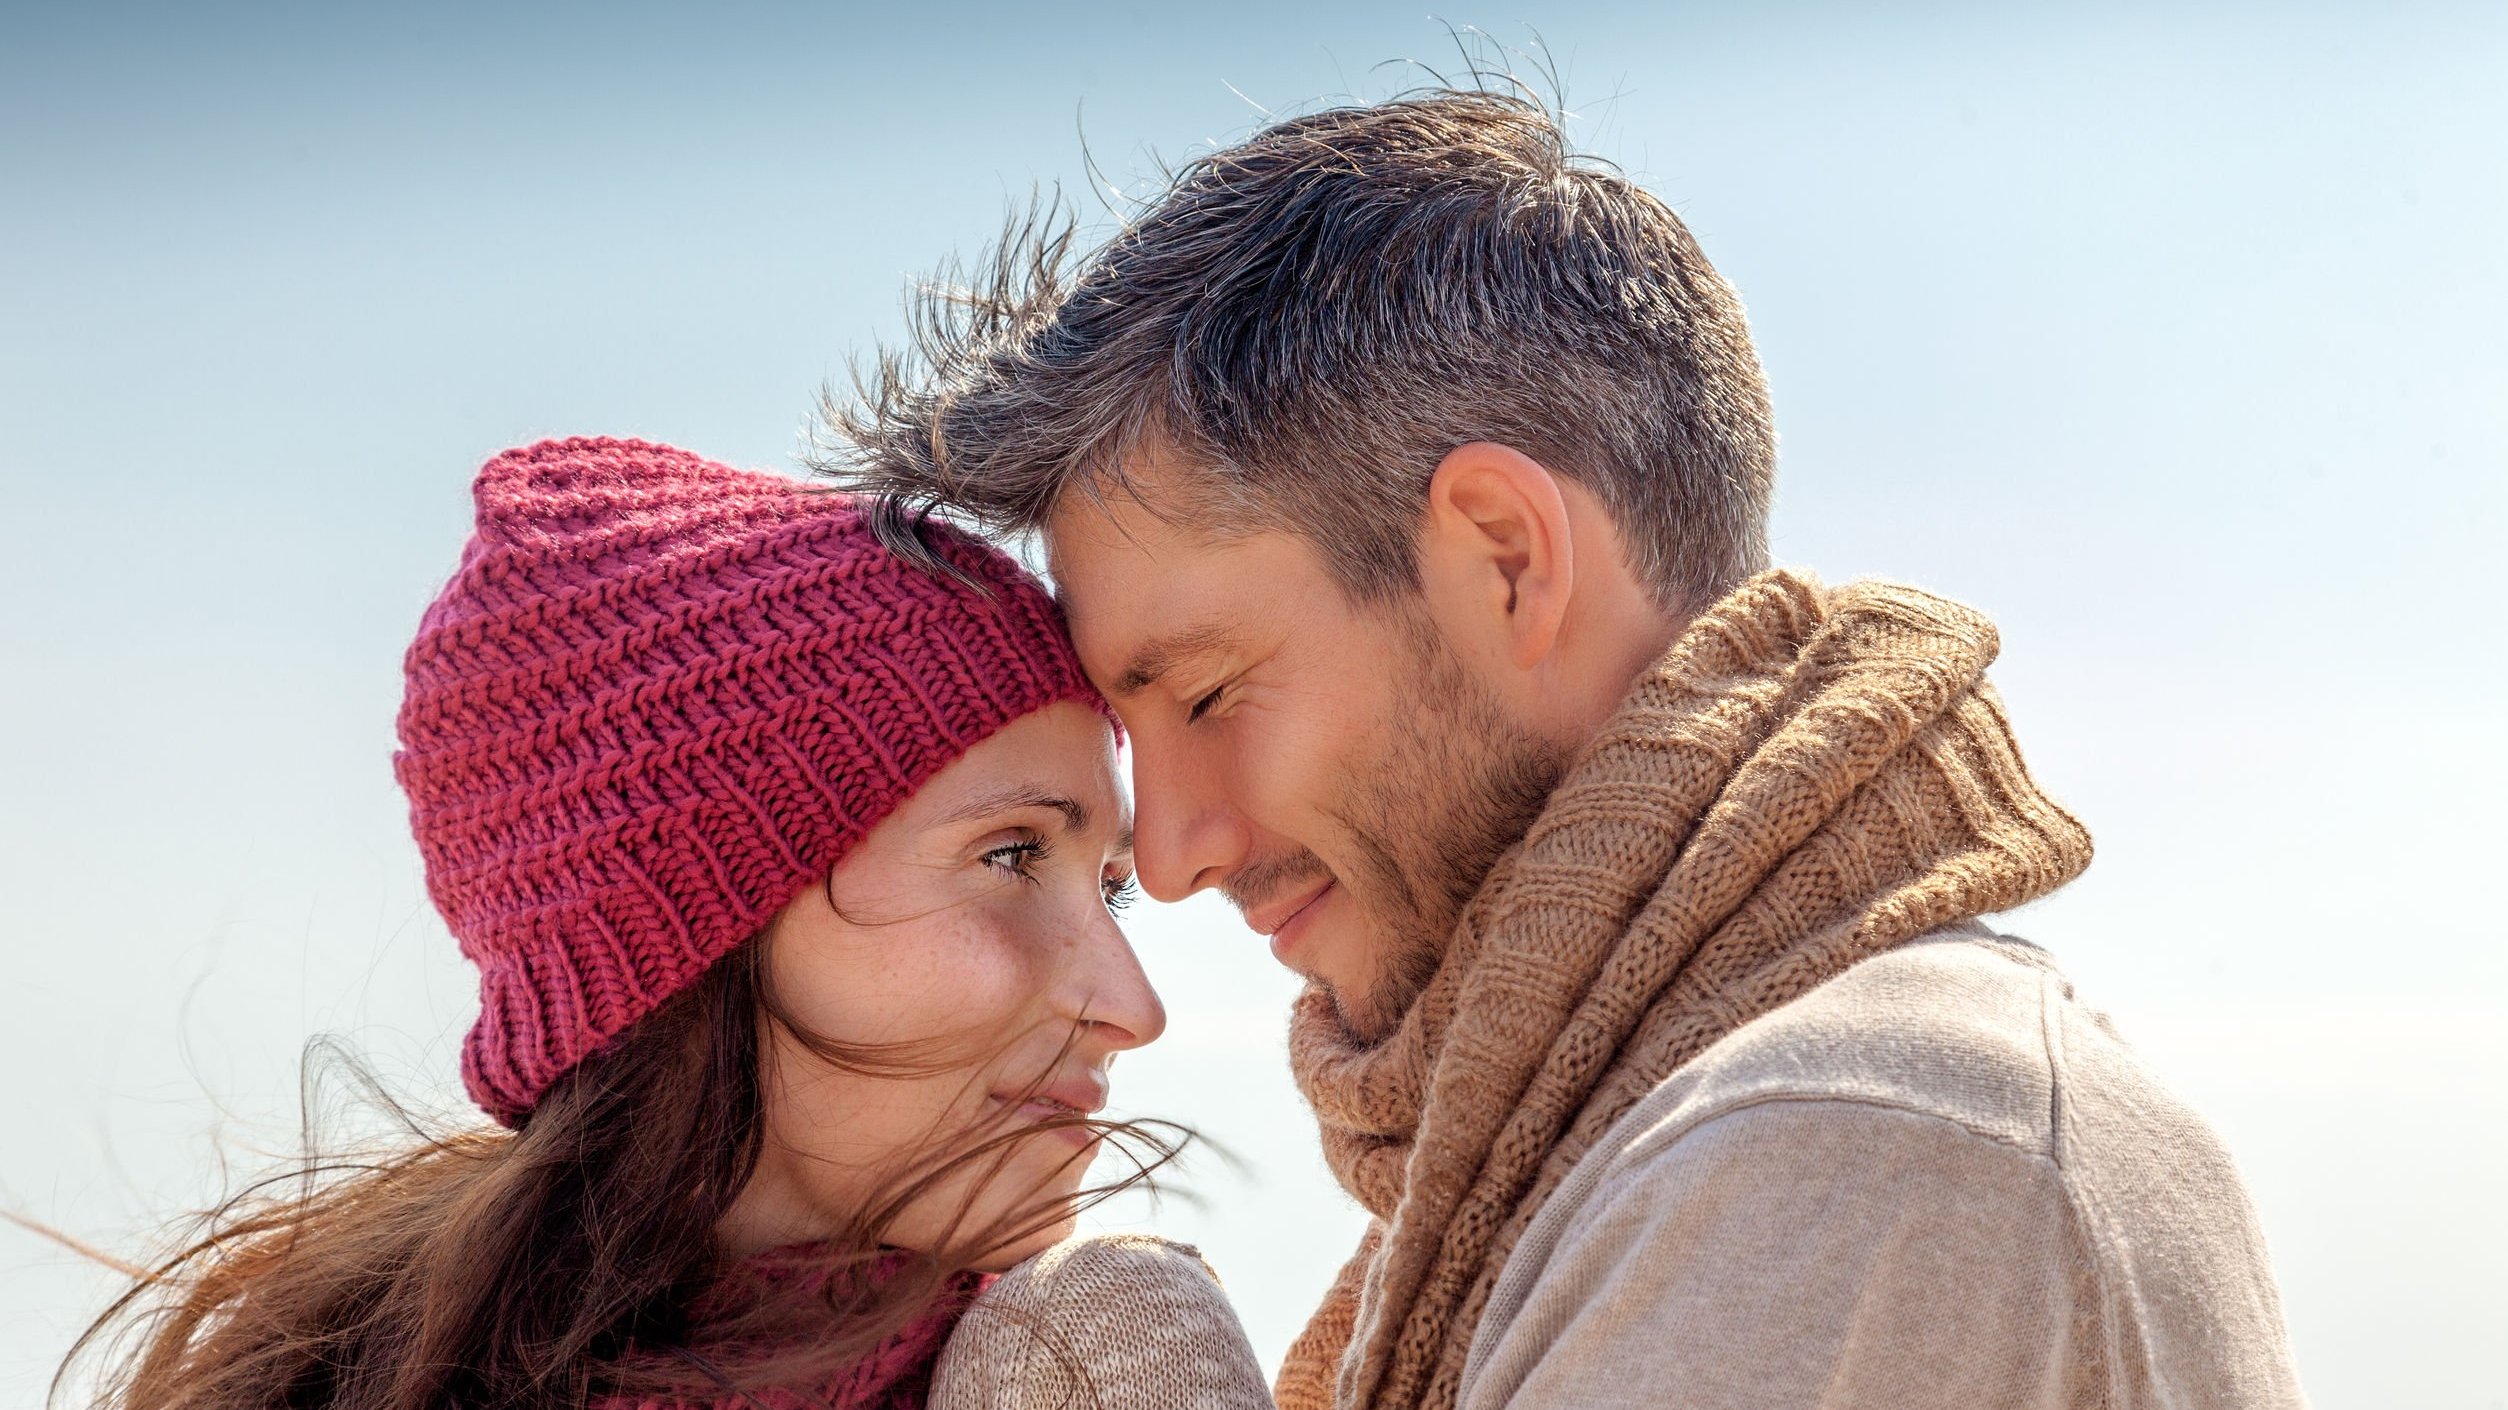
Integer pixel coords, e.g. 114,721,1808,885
1010,1099,1093,1145
988,1078,1108,1146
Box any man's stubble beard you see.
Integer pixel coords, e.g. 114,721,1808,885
1324,612,1571,1041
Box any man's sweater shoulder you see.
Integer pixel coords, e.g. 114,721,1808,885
1602,927,2260,1215
1457,930,2307,1410
1569,927,2276,1291
1645,927,2075,1158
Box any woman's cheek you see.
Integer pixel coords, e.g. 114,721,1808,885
861,903,1034,1038
947,904,1051,1015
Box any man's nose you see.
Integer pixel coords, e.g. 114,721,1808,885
1126,730,1248,903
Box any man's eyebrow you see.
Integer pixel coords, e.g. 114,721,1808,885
1112,619,1239,696
936,785,1091,835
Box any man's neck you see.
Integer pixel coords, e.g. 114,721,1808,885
1542,596,1684,759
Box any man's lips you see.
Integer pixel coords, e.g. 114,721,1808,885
1243,874,1336,941
1253,878,1338,968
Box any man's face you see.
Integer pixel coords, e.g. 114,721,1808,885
1047,486,1565,1041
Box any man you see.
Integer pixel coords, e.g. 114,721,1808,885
820,91,2305,1410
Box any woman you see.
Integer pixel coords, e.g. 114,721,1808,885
61,438,1269,1410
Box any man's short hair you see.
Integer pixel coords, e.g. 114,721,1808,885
818,88,1776,614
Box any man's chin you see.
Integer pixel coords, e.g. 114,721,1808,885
1320,967,1432,1046
1323,984,1394,1045
1296,887,1451,1044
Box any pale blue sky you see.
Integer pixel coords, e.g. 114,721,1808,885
3,4,2502,1407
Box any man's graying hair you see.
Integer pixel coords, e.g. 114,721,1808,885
814,88,1776,615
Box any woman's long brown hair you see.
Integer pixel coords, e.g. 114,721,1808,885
52,937,1185,1409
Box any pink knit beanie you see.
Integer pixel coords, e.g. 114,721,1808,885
395,437,1100,1123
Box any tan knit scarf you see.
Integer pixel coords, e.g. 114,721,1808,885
1272,571,2094,1410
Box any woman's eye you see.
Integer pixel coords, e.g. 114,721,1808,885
980,839,1047,880
1102,874,1140,913
1186,686,1224,724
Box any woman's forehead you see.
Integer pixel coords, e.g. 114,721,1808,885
908,706,1129,837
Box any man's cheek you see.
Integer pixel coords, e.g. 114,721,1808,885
1274,691,1376,797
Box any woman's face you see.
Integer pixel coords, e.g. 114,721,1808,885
721,701,1163,1270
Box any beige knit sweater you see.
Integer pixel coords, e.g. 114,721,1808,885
929,930,2305,1409
1451,924,2306,1408
929,1234,1269,1410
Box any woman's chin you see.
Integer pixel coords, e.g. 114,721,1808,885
970,1209,1079,1272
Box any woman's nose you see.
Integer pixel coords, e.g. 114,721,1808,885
1068,909,1167,1052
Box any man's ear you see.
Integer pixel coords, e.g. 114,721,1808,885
1420,442,1574,671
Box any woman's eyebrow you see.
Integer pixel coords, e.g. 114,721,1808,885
935,784,1092,834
